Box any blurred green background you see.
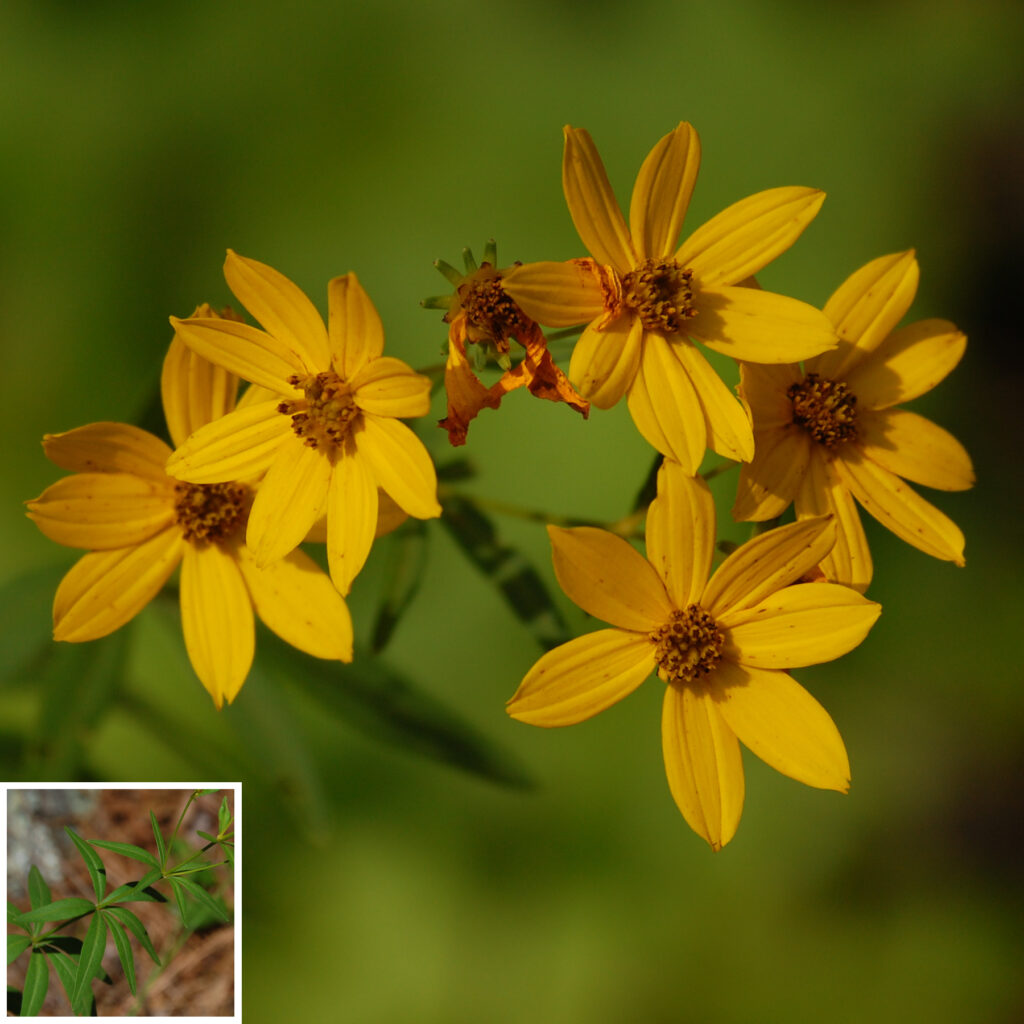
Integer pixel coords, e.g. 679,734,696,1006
2,0,1022,1020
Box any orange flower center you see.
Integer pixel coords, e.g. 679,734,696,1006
452,266,532,349
174,481,250,544
621,257,696,333
278,371,360,453
650,604,724,685
787,373,859,449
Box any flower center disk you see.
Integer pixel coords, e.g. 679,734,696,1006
650,604,724,685
174,482,250,544
278,371,359,452
787,372,859,448
456,270,531,348
622,257,696,333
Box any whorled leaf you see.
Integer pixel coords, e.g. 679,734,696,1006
65,827,107,902
103,906,160,966
87,839,159,868
21,949,50,1017
70,909,106,1015
102,910,136,997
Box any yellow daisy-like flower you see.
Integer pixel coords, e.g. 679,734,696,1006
26,310,353,708
501,123,837,474
507,461,880,850
733,250,974,591
166,252,442,595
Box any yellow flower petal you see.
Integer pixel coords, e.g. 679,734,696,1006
234,541,353,662
42,423,172,481
645,462,715,608
350,356,432,419
246,440,331,566
720,582,880,668
500,260,609,327
709,660,850,792
690,286,837,364
562,126,636,274
738,361,802,430
661,683,744,851
27,473,175,550
53,528,184,642
858,408,974,492
180,541,254,709
811,250,919,379
170,315,301,392
568,313,644,409
703,515,837,618
629,121,701,259
626,332,706,473
165,400,289,485
326,451,378,596
548,525,672,632
833,448,965,565
354,416,441,520
677,187,826,288
506,628,655,727
845,318,967,409
161,329,239,449
327,272,385,381
224,250,330,372
732,428,810,522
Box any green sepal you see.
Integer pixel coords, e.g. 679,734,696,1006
102,911,136,997
103,907,160,966
149,811,167,868
433,258,463,286
70,910,106,1015
16,897,94,924
86,839,159,868
462,246,478,273
65,827,107,902
21,949,49,1017
27,866,51,910
6,935,30,966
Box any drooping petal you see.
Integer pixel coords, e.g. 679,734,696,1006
506,628,655,727
645,461,716,607
629,122,701,259
703,515,837,618
161,331,239,448
709,659,850,792
327,272,385,380
677,187,826,287
326,450,379,596
858,408,974,492
661,683,744,851
562,126,636,274
548,525,672,632
720,582,880,668
354,416,441,520
180,541,254,708
234,540,353,662
845,318,967,409
350,356,432,419
689,286,837,364
810,250,919,379
501,260,610,327
53,528,184,642
834,448,966,564
224,250,330,371
738,361,802,430
568,313,644,409
246,440,332,566
626,332,706,473
27,473,175,550
42,423,172,481
165,400,289,484
732,428,810,522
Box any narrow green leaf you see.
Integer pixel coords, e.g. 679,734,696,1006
39,936,82,956
149,811,167,868
21,949,49,1016
196,788,219,796
65,827,107,901
71,910,106,1013
27,866,51,910
371,520,429,652
169,877,190,928
86,839,159,868
7,935,30,966
103,907,160,966
218,796,231,834
110,880,166,904
102,912,136,997
16,898,94,924
196,830,217,843
8,900,21,922
44,948,77,1008
169,876,230,924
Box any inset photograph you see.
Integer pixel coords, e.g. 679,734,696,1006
7,785,236,1017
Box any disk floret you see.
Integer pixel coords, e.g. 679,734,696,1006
650,604,724,685
621,257,696,333
787,372,859,448
174,481,250,544
278,371,359,451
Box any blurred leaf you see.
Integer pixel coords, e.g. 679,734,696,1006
27,866,50,910
86,839,158,868
149,811,167,867
64,828,107,902
372,520,429,653
196,829,217,843
21,949,49,1017
103,907,160,966
196,788,220,795
71,910,106,1015
16,898,94,924
218,796,231,834
169,875,230,924
0,564,64,684
102,911,136,997
8,901,20,922
6,935,31,966
436,457,477,482
440,493,569,651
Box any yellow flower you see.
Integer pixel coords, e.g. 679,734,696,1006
501,123,837,474
733,250,974,591
507,461,880,850
26,309,353,708
166,252,441,595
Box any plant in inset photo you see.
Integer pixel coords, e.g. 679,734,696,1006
7,788,235,1017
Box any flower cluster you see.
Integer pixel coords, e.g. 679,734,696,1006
29,122,972,847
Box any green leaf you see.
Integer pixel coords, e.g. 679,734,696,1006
65,827,107,902
218,796,231,834
103,907,160,966
6,935,31,966
86,839,159,868
196,830,217,843
168,876,230,924
168,877,190,928
21,949,49,1017
43,948,78,1009
149,811,167,867
39,937,82,957
71,910,106,1014
0,563,64,685
27,866,51,910
107,879,166,905
102,911,136,997
196,788,220,796
371,520,429,652
8,901,22,922
16,898,94,924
